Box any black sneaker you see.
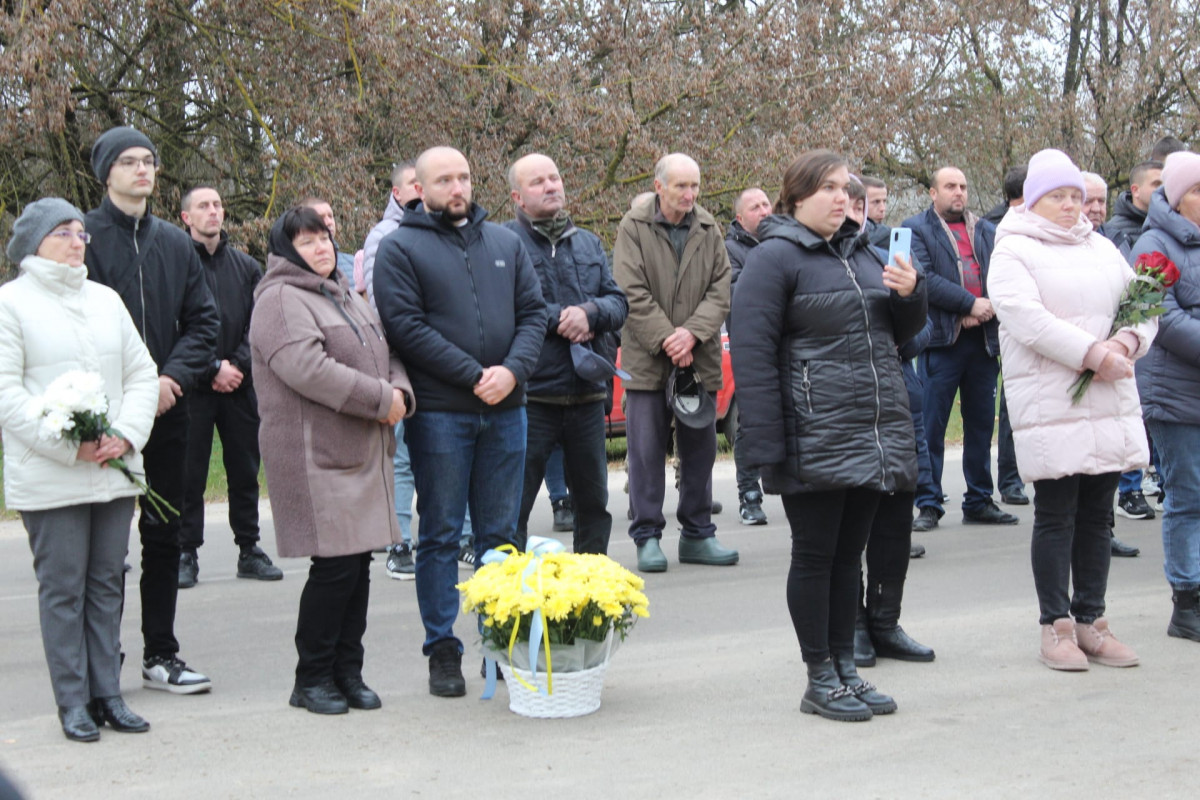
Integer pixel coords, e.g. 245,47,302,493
551,497,574,532
739,490,768,525
962,502,1019,525
1117,490,1155,520
912,507,939,532
178,552,198,589
142,655,212,694
238,547,283,581
457,542,476,570
386,543,416,581
428,642,466,697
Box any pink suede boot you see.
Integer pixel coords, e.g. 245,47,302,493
1038,618,1089,671
1075,617,1140,668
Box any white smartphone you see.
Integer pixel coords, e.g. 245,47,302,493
887,228,912,268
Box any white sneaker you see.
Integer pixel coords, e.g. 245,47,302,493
142,655,212,694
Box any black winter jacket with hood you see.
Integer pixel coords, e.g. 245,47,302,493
1105,191,1148,248
85,197,219,391
731,215,927,496
504,213,627,401
373,201,547,413
193,232,262,388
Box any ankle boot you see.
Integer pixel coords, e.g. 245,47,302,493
833,653,896,715
854,604,876,667
1075,617,1139,667
799,660,872,722
866,580,935,662
1168,588,1200,641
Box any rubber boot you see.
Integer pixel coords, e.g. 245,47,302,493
854,592,876,668
867,579,935,662
833,652,896,715
799,660,872,722
1168,588,1200,642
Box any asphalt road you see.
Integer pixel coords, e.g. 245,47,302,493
0,453,1195,799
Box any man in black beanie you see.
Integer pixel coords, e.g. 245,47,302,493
85,126,220,694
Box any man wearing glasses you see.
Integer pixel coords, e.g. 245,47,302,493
85,127,220,695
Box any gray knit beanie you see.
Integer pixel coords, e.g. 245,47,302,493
6,197,86,264
90,126,158,184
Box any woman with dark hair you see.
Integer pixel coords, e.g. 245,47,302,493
990,149,1154,670
249,205,414,714
0,198,159,741
732,150,927,721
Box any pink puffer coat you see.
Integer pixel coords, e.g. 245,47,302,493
989,208,1156,482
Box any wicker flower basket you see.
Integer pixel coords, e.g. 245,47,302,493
498,660,609,719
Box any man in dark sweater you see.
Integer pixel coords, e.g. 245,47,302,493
176,186,281,587
85,126,219,694
374,146,546,698
504,153,628,555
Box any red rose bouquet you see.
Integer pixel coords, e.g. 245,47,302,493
1069,251,1180,404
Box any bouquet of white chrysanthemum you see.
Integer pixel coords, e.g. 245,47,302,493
28,370,177,519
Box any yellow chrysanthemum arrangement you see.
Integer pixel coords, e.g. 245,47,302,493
458,551,649,653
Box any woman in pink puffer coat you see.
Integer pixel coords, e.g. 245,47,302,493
989,149,1157,672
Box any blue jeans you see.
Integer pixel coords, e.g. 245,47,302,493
393,420,414,544
904,361,938,513
1146,420,1200,591
544,446,568,503
1117,469,1143,495
405,407,527,654
919,329,1000,514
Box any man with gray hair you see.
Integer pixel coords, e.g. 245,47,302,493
613,153,736,572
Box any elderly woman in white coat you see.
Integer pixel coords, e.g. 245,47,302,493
0,198,159,740
990,150,1157,672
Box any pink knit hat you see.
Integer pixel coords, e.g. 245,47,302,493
1022,149,1085,209
1161,151,1200,210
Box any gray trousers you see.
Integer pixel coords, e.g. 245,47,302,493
22,498,135,706
625,389,717,544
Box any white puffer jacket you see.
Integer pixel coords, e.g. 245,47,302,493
989,208,1156,482
0,255,159,511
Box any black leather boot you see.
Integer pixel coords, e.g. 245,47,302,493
1168,588,1200,641
289,680,350,714
867,580,935,662
58,705,100,742
833,653,896,715
854,596,876,668
335,675,382,710
799,660,872,722
90,696,150,733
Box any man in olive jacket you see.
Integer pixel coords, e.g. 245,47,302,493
612,153,735,573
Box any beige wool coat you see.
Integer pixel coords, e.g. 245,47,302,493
612,197,731,391
249,255,414,558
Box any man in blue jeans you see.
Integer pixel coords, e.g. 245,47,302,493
904,166,1018,527
374,147,546,697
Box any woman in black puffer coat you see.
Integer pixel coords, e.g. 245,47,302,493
731,150,927,722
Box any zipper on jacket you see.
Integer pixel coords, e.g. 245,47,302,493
840,256,888,487
800,362,813,413
134,217,148,343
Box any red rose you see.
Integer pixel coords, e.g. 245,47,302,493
1136,251,1181,287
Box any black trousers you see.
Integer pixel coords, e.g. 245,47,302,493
783,488,881,663
138,401,189,660
866,491,915,585
180,387,261,552
295,552,372,687
517,400,611,554
1031,472,1118,625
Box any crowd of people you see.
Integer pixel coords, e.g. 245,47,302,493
2,125,1198,740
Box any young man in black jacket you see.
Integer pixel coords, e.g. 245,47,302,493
504,153,628,555
85,127,220,694
374,146,546,698
176,186,281,587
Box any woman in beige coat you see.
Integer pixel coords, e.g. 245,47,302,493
990,150,1156,672
250,206,413,714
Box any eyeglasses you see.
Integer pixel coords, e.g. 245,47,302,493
114,156,157,170
47,230,92,244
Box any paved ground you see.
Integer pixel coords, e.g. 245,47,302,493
0,453,1195,799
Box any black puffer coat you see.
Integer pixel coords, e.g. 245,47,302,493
730,215,927,495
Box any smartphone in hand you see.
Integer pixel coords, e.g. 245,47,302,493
888,227,912,269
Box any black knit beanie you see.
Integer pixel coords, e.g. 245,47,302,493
91,126,158,184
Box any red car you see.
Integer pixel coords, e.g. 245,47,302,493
605,332,737,439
